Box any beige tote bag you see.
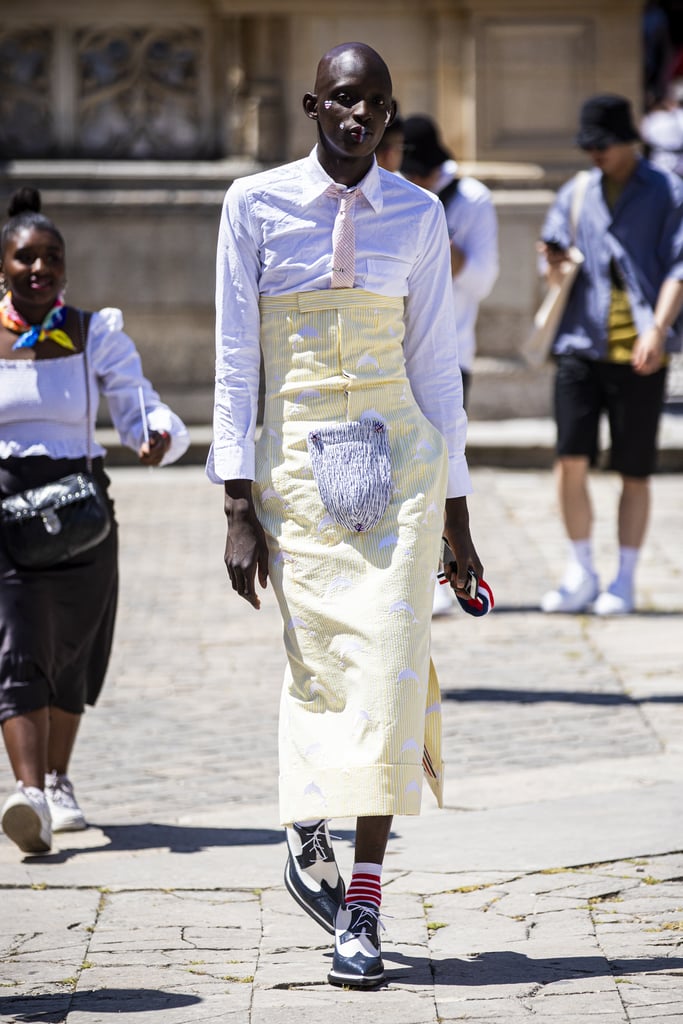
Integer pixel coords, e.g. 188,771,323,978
523,171,591,368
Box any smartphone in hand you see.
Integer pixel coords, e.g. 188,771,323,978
541,238,568,259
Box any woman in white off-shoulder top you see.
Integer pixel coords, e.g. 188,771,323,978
0,187,189,855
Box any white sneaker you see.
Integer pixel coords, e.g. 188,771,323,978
541,570,599,613
593,587,634,616
432,581,454,617
45,771,87,832
1,783,52,853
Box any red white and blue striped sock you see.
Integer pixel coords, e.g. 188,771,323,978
345,861,382,909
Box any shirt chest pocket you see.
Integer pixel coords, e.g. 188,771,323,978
361,257,412,296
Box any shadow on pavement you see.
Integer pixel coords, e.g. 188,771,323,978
22,824,284,862
22,825,363,862
383,949,683,984
433,604,682,616
442,687,683,706
475,598,683,614
0,988,201,1022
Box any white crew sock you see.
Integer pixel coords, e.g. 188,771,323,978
610,546,639,599
563,539,595,587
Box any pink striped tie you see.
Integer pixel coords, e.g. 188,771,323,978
328,186,360,288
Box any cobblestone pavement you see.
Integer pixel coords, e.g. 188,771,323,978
1,466,682,1023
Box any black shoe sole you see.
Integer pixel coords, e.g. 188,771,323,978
327,968,385,989
283,856,342,935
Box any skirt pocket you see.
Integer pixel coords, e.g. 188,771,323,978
307,419,392,533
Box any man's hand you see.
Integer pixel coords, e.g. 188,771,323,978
223,480,269,609
441,496,483,599
632,324,666,375
537,241,570,289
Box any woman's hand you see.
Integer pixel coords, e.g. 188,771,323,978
138,430,170,466
223,480,269,609
441,496,484,599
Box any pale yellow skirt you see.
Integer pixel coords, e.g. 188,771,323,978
254,290,448,824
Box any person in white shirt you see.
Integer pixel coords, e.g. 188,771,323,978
208,41,483,989
401,116,499,406
401,115,499,615
641,86,683,178
0,186,189,857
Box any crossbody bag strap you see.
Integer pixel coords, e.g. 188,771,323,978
570,170,591,245
438,178,460,208
78,309,94,474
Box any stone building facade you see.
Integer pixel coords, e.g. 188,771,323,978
0,0,642,420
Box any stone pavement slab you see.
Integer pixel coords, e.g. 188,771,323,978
1,466,682,1022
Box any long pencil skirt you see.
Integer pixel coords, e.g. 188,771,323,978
254,291,448,825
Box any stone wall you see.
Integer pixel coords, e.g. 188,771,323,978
0,0,644,422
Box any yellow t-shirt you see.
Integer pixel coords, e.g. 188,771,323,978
604,178,638,363
607,282,638,363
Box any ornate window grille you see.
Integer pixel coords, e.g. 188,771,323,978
0,23,215,159
0,29,54,157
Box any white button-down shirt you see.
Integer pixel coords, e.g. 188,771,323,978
208,148,472,498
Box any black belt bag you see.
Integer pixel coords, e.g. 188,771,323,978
0,471,110,569
0,311,111,569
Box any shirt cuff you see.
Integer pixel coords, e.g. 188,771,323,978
206,440,255,484
146,409,190,466
446,454,473,499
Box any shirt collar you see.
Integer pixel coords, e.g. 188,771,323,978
301,147,384,213
593,155,647,191
630,155,649,185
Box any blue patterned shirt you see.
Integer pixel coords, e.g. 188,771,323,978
541,158,683,358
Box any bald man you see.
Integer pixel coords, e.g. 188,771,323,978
208,41,482,988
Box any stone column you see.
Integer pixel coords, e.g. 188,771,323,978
241,15,287,163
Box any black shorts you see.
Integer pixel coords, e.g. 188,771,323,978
554,354,667,478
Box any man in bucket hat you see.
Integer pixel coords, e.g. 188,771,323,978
539,93,683,616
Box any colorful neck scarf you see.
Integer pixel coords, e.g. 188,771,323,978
0,292,75,352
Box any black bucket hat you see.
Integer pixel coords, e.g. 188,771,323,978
401,115,452,175
576,94,640,149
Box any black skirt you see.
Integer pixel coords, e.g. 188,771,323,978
0,455,118,722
